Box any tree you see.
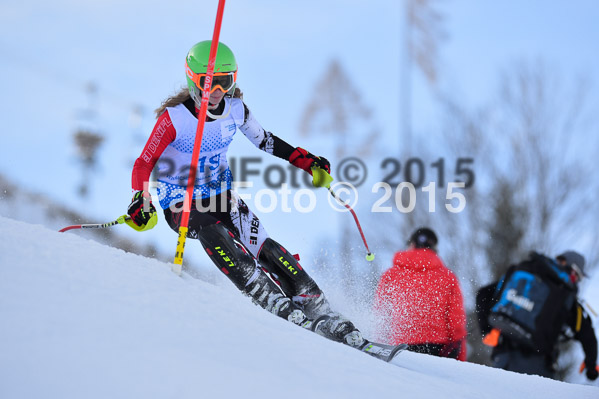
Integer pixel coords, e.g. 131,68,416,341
299,59,381,304
73,82,104,198
73,129,104,197
400,0,448,150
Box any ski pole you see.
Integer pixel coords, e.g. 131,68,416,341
328,188,375,261
312,167,375,262
172,0,227,276
59,215,130,233
581,299,598,318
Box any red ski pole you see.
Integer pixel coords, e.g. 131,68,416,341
328,188,375,262
312,166,375,262
173,0,227,275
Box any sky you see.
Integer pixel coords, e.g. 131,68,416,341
1,215,598,397
1,1,598,277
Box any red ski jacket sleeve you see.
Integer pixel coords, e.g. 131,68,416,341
131,111,176,192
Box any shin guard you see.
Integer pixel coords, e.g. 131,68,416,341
198,224,309,326
259,238,332,318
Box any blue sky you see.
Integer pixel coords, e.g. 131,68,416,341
1,0,598,270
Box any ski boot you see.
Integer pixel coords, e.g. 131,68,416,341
257,238,364,346
263,291,313,329
312,314,407,362
312,313,365,348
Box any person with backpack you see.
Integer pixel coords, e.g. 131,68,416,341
372,227,468,360
476,251,598,380
125,40,365,349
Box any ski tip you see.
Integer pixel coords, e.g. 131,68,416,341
389,343,409,361
360,341,409,362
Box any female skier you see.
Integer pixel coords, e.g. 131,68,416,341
126,40,363,348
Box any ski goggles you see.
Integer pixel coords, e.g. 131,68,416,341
186,62,237,93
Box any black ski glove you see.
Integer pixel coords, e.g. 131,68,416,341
587,366,599,381
127,191,157,227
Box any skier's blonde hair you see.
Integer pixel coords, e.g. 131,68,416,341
154,87,243,118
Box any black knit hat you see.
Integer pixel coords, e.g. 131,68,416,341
408,227,438,251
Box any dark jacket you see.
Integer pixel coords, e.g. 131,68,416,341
476,275,597,374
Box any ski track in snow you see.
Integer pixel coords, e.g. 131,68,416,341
0,216,598,399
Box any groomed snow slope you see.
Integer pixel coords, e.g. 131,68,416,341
0,216,597,399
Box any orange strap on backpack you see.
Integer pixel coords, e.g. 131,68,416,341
482,328,501,347
579,361,599,373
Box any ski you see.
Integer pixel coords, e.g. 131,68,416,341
308,314,407,362
358,340,408,362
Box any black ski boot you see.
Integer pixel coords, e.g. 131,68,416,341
263,291,312,329
258,238,364,346
258,238,334,318
312,314,365,348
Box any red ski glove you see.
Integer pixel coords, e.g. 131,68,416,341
289,147,330,175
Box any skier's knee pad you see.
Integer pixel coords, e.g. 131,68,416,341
258,238,320,297
197,223,258,290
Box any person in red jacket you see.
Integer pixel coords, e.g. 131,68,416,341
373,227,468,360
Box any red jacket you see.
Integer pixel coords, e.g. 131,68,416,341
373,248,467,360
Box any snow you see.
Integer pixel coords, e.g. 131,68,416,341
0,216,597,398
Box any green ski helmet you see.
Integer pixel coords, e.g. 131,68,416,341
185,41,238,105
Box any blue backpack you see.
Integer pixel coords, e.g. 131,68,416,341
489,252,577,354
